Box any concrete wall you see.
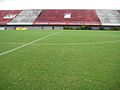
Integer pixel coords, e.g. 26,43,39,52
6,26,16,30
91,26,100,30
69,26,80,29
1,25,120,30
103,27,112,30
43,26,53,30
26,26,42,30
0,27,5,30
54,26,63,30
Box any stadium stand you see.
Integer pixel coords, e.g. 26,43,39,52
8,10,42,25
96,10,120,26
34,10,101,25
0,10,21,25
0,9,120,30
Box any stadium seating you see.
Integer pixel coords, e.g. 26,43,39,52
34,10,101,25
8,10,42,25
0,10,21,25
1,9,120,26
96,10,120,26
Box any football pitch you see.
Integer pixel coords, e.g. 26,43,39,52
0,30,120,90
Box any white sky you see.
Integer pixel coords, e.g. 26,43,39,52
0,0,120,10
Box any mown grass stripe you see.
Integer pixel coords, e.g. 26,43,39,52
0,39,120,46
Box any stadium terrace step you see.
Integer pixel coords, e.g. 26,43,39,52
7,10,42,25
96,10,120,26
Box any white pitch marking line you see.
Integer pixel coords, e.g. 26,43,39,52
27,40,120,46
0,31,62,56
0,39,120,46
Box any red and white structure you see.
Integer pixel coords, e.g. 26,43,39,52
0,9,120,30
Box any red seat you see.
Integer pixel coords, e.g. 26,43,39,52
0,10,21,25
34,10,101,25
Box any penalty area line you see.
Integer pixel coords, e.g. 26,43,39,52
0,31,62,56
23,40,120,46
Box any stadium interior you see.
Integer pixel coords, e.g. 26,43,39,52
0,9,120,30
0,9,120,90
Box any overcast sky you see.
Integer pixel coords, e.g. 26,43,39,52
0,0,120,10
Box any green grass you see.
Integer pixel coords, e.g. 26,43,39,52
0,30,120,90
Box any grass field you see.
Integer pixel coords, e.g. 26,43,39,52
0,30,120,90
